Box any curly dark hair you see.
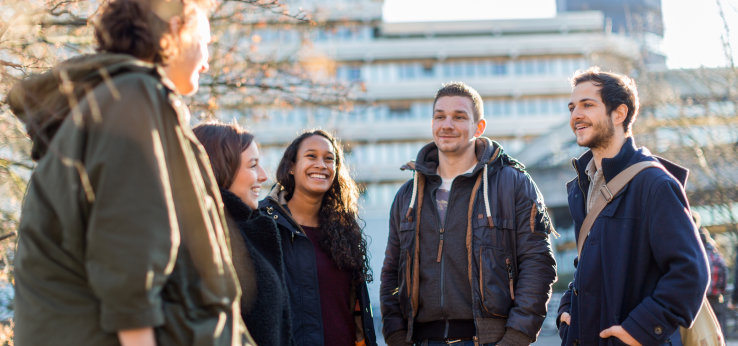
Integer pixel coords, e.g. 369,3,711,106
276,130,372,284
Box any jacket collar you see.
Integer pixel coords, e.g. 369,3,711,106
573,137,690,187
573,137,637,183
412,137,510,178
265,184,289,206
220,188,258,222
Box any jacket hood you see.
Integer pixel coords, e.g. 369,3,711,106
573,137,690,187
399,136,527,230
410,137,524,177
265,183,290,206
6,53,161,160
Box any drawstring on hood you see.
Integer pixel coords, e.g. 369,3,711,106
405,170,420,222
482,162,493,228
402,139,509,227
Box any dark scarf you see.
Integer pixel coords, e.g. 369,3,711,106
220,188,293,346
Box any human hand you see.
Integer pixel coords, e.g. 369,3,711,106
600,325,641,346
560,312,571,325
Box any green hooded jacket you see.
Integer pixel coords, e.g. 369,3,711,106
7,54,253,345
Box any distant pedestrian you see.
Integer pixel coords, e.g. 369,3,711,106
693,211,728,335
557,67,708,345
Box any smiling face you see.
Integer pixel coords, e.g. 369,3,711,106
569,81,616,150
291,135,337,199
432,96,486,157
228,143,267,209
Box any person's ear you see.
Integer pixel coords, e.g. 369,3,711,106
474,118,487,137
611,104,628,126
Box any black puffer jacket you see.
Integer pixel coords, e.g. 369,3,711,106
380,137,557,345
221,189,293,346
259,187,377,346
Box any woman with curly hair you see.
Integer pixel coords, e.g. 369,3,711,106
260,130,376,346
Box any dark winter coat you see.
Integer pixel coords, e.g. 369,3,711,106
259,187,377,346
557,137,709,345
8,54,248,345
221,189,293,346
380,137,557,345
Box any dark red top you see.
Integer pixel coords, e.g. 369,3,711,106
302,225,355,346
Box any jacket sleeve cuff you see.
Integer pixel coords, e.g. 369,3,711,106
385,330,412,346
497,327,533,346
621,305,675,345
100,305,164,332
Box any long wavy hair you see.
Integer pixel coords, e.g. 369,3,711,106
276,130,372,284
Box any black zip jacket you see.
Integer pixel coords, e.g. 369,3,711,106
380,137,557,345
221,189,293,346
259,188,377,346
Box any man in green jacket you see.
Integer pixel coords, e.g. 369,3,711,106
7,0,252,344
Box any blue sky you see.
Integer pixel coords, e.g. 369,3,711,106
383,0,738,69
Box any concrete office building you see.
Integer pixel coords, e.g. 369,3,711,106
556,0,666,69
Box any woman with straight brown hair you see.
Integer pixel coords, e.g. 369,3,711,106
260,130,376,346
194,122,293,346
7,0,248,345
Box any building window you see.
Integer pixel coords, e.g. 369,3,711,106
422,64,435,78
388,106,412,118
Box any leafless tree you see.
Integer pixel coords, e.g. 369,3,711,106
636,0,738,261
0,1,363,341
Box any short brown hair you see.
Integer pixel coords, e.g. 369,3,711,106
193,122,254,189
433,81,484,122
94,0,213,63
571,67,640,135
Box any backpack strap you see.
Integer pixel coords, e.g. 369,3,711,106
576,161,664,257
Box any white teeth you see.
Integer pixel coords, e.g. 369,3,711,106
309,174,327,179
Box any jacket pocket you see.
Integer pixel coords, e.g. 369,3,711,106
397,249,410,317
479,246,513,317
398,220,416,250
472,215,510,249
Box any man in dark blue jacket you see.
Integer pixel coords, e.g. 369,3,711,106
557,68,709,345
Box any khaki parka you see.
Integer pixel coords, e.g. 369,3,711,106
8,54,253,345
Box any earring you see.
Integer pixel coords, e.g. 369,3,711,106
289,170,294,174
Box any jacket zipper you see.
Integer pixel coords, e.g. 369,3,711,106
506,257,515,300
479,251,492,315
436,228,445,262
431,182,450,334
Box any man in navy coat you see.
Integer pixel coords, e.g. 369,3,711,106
557,67,709,345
